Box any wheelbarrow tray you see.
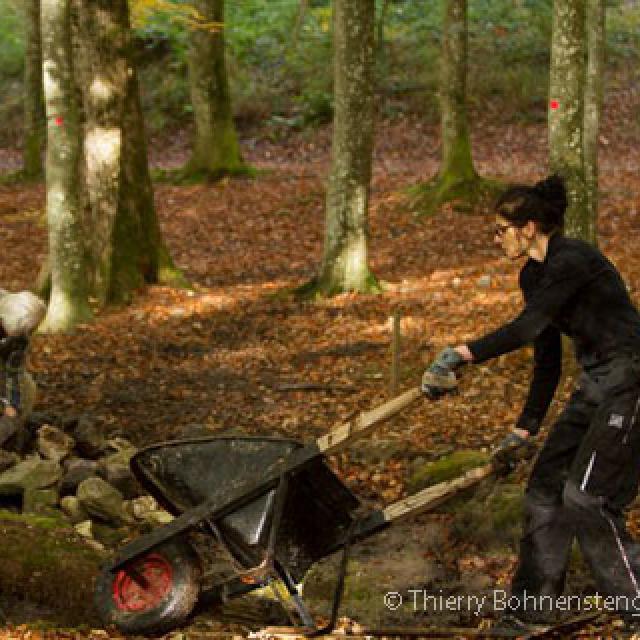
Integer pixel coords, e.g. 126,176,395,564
131,436,360,582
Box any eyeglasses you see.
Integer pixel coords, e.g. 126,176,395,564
494,224,511,238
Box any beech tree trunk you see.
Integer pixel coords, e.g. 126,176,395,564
439,0,476,183
185,0,244,177
583,0,605,245
23,0,45,178
409,0,498,216
314,0,377,295
549,1,588,240
75,0,184,305
40,0,92,331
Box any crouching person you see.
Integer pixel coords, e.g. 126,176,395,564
0,290,46,448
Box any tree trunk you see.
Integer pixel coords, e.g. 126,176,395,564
75,0,185,305
439,0,475,184
549,1,588,240
23,0,45,178
376,0,389,67
40,0,92,331
313,0,377,295
583,0,605,245
409,0,501,216
110,52,186,301
185,0,244,178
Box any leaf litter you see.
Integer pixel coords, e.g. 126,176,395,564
0,89,639,636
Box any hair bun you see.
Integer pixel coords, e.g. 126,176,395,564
533,174,566,202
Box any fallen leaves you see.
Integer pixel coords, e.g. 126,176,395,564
0,91,639,636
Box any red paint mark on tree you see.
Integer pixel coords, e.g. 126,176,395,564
550,100,559,110
54,116,64,126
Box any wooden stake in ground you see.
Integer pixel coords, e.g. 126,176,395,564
390,309,401,396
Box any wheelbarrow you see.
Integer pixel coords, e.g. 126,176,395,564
94,387,496,635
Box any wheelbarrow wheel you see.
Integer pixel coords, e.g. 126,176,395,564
94,538,201,635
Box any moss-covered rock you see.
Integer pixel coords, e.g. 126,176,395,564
0,508,105,625
408,449,490,493
452,483,524,551
23,487,59,515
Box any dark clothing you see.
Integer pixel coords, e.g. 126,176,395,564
465,234,640,621
510,356,640,621
0,335,28,412
468,233,640,434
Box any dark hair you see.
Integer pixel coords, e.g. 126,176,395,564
495,174,567,234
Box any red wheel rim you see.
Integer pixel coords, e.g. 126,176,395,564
113,553,174,612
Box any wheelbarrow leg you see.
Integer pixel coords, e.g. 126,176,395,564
273,563,316,629
266,476,317,629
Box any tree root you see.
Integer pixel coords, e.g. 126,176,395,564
408,173,506,216
293,272,382,300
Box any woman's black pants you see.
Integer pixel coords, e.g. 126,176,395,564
508,355,640,622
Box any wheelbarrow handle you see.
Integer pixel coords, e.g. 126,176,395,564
382,462,494,522
316,386,422,455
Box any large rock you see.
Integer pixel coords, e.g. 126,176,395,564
60,495,90,524
23,488,59,515
72,415,105,459
76,477,129,526
59,459,99,497
97,447,140,499
0,509,104,626
0,455,62,494
408,449,491,494
37,425,75,463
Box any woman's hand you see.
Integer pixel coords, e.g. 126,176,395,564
421,346,467,398
453,345,474,363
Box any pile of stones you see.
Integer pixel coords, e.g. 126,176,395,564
0,412,174,550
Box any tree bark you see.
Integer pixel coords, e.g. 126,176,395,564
549,0,588,240
23,0,46,178
409,0,501,216
185,0,244,177
40,0,92,331
313,0,377,295
583,0,605,245
439,0,475,183
376,0,389,67
75,0,185,305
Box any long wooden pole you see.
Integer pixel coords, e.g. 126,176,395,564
316,387,422,455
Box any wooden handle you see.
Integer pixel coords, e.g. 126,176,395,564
382,463,494,523
316,387,422,455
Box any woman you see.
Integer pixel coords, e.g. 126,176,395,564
422,175,640,631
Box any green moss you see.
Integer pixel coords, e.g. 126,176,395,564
408,173,506,217
452,483,524,551
0,509,104,625
409,449,491,493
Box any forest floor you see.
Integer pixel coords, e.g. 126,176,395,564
0,82,640,638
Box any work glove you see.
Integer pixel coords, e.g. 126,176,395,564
421,347,465,399
491,431,537,476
